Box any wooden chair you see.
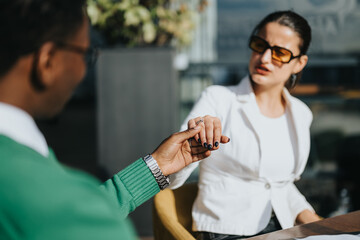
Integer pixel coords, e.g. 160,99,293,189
152,183,198,240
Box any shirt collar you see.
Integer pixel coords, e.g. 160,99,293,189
0,102,49,157
235,75,293,107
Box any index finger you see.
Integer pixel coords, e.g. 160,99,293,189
188,118,203,143
213,119,222,149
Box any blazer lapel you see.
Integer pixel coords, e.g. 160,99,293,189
235,77,309,177
236,77,263,170
241,102,262,145
283,90,306,176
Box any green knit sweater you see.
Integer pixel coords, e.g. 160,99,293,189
0,135,160,240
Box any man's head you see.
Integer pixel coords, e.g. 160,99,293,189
0,0,88,118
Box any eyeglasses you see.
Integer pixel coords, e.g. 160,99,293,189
55,42,98,65
249,36,301,63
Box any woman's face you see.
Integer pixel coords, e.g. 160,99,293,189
248,22,308,91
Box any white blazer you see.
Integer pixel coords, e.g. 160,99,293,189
169,76,315,235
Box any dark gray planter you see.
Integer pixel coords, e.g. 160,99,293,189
96,47,179,236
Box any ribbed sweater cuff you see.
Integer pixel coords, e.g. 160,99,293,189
118,158,160,207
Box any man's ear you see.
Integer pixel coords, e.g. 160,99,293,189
36,42,57,88
294,54,308,74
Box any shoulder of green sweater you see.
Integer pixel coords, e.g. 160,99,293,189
0,134,102,191
0,135,47,160
1,135,96,175
0,135,141,239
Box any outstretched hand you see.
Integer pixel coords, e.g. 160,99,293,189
188,115,230,150
151,124,211,176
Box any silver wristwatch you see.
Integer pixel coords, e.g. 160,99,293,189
143,154,170,190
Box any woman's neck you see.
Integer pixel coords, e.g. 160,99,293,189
253,85,286,118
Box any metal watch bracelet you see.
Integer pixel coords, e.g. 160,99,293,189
143,154,170,190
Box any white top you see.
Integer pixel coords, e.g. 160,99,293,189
257,109,296,182
0,102,48,157
169,76,315,235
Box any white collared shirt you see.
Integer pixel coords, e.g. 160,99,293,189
0,102,48,157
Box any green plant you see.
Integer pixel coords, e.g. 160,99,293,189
87,0,207,48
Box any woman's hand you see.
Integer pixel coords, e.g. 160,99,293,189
295,209,322,225
188,115,230,150
151,123,211,176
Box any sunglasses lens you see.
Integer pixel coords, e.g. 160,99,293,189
272,47,292,63
249,36,297,63
249,37,267,53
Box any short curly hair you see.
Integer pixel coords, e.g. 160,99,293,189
0,0,86,77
